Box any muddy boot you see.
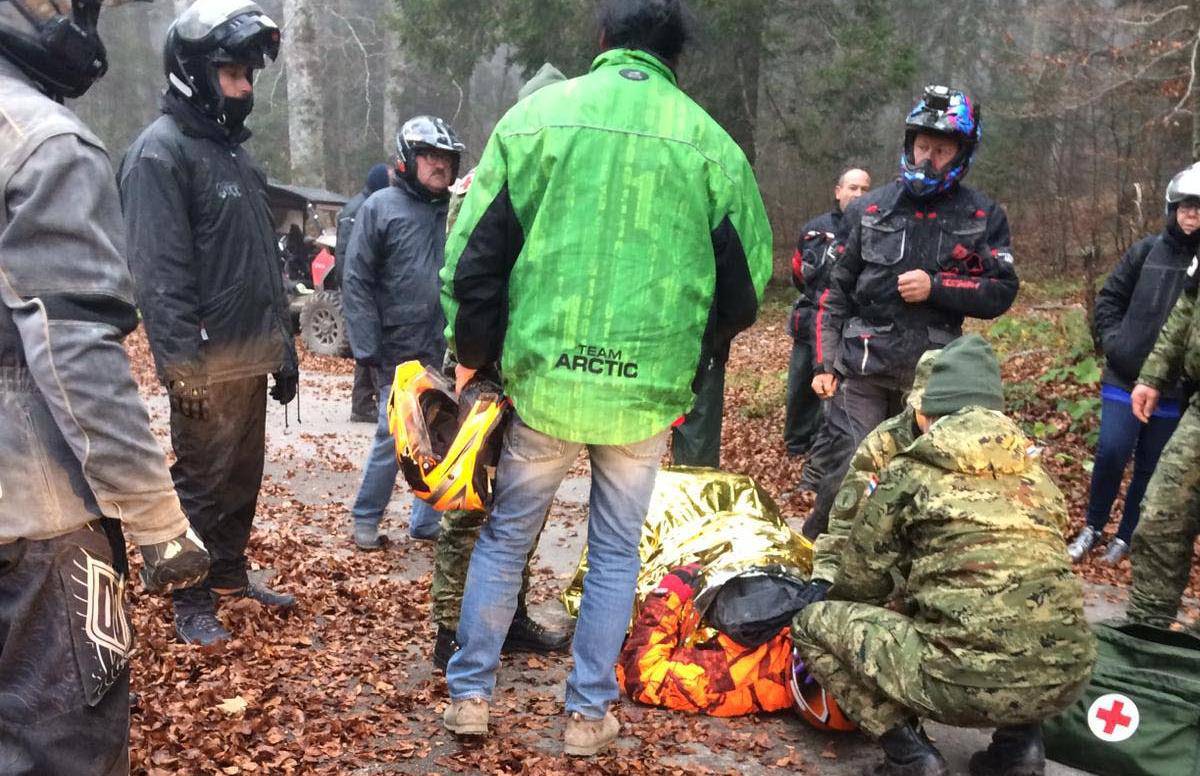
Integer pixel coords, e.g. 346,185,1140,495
874,720,949,776
968,723,1045,776
433,625,459,673
502,610,570,654
564,710,619,757
443,697,489,735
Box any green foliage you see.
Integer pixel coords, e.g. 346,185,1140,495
1039,356,1101,386
727,369,787,420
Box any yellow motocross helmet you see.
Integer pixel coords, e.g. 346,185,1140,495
387,361,510,512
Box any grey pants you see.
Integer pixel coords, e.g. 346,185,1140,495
803,375,905,539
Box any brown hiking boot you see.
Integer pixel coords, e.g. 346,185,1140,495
443,697,488,735
563,710,619,756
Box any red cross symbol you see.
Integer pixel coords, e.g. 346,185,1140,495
1096,699,1133,735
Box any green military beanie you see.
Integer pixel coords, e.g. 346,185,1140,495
920,334,1004,416
906,348,941,411
518,63,567,101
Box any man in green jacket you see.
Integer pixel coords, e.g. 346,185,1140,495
1128,270,1200,628
793,335,1095,776
439,0,772,757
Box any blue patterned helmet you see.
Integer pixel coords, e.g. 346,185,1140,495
900,85,981,199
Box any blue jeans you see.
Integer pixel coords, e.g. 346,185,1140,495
447,417,667,719
1085,389,1181,543
351,379,441,540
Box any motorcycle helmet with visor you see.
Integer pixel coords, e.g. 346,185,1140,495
163,0,279,126
0,0,124,98
386,361,510,513
395,114,465,185
900,84,981,200
1165,162,1200,216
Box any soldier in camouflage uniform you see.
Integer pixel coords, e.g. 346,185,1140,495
429,63,571,672
1128,266,1200,628
793,335,1096,776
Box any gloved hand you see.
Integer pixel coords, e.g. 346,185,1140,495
168,378,209,420
796,579,832,609
270,367,299,405
655,562,703,601
139,526,210,594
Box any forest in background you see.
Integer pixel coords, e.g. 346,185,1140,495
77,0,1200,289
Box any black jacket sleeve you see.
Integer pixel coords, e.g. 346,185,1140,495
710,215,760,347
341,199,383,364
1095,239,1152,348
448,185,524,370
118,149,202,383
928,203,1019,319
818,206,864,375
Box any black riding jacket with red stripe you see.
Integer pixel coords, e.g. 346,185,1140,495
789,208,842,342
817,180,1018,387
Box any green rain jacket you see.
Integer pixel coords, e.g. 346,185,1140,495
441,49,772,445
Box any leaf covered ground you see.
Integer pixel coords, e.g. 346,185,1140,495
118,279,1197,774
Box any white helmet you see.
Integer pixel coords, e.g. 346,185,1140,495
1165,163,1200,215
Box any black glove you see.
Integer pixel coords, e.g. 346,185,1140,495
139,527,210,594
270,368,299,405
797,579,832,609
168,378,209,420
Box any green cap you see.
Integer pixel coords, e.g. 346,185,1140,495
907,348,941,411
920,334,1004,416
518,62,566,101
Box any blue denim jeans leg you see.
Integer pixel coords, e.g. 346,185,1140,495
447,417,666,719
350,379,443,540
1085,392,1181,543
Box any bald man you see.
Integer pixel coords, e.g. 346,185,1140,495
785,168,870,465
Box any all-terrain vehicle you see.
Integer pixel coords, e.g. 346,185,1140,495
264,181,354,357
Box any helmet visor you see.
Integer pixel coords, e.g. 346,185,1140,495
174,0,259,42
1166,164,1200,205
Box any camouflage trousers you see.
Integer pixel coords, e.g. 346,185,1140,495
1129,407,1200,629
792,601,1087,738
430,509,542,630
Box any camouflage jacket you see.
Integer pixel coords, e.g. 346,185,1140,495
1139,285,1199,409
832,407,1096,688
810,406,919,583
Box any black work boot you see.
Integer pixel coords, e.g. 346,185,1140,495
433,625,458,673
230,580,297,610
968,724,1045,776
175,590,231,645
874,720,949,776
175,610,232,646
502,611,571,654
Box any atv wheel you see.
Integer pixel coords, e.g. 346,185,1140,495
300,290,351,357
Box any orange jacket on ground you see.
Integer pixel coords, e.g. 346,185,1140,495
617,570,793,717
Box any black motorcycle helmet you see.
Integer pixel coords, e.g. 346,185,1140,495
163,0,279,127
395,115,465,186
0,0,113,99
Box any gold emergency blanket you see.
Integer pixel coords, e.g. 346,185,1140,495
560,466,813,619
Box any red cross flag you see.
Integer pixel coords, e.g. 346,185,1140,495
1087,693,1140,743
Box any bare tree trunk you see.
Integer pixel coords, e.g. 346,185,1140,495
281,0,326,188
382,25,410,156
1193,1,1200,161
